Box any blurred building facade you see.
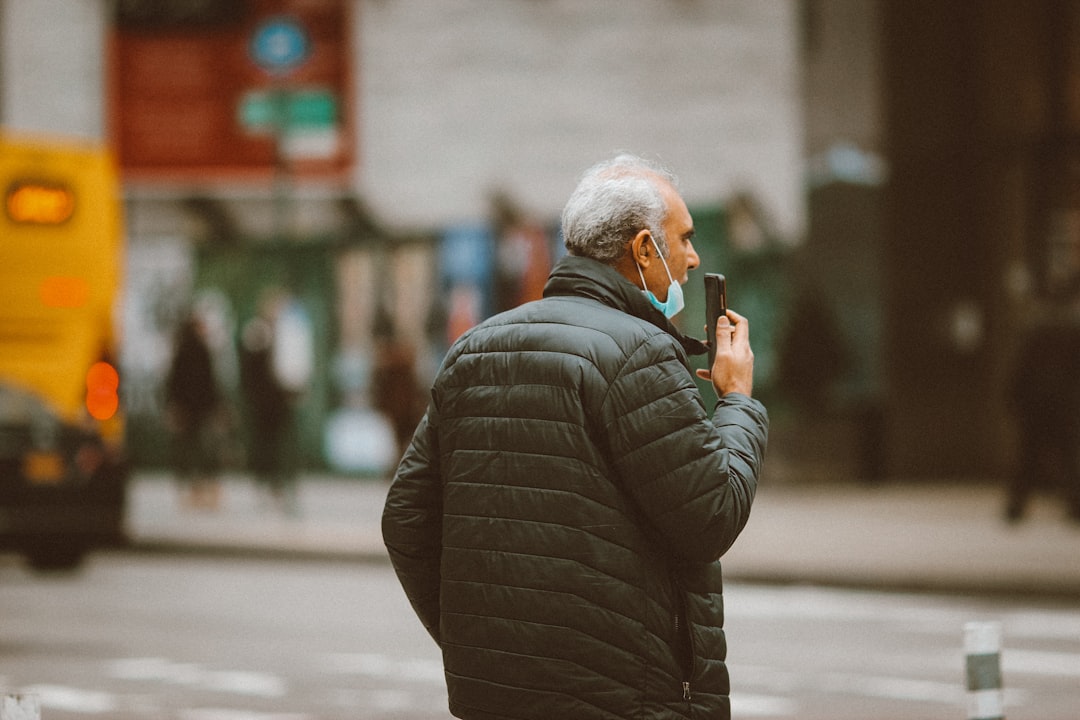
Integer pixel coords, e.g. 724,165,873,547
2,0,1075,480
0,0,804,472
801,0,1080,479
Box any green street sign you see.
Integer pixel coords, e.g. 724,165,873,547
238,89,337,134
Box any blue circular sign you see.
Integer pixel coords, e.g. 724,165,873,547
250,16,310,74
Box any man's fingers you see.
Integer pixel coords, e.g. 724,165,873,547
712,309,748,348
706,308,755,398
726,309,749,345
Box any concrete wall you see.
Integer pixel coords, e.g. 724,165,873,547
1,0,805,238
0,0,108,139
356,0,805,237
802,0,883,158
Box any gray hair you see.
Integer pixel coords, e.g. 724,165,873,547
561,154,678,264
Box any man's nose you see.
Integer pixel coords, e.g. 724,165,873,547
686,243,701,269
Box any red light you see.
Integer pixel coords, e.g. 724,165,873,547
86,361,120,420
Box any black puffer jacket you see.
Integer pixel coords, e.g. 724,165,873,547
383,255,769,720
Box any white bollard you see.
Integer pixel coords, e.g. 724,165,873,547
964,621,1004,720
1,695,40,720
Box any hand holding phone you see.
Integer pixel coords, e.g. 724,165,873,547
704,273,727,369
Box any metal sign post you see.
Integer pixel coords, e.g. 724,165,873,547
249,15,311,242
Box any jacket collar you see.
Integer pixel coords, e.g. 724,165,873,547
543,254,708,357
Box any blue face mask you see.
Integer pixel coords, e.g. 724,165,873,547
637,242,685,318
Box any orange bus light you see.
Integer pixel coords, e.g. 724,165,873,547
5,181,75,224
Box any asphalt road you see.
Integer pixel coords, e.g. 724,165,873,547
2,553,1079,719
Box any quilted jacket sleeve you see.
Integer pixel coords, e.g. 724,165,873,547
381,406,444,645
602,333,768,563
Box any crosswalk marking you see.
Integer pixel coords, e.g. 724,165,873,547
19,684,116,715
106,658,286,697
739,667,1034,708
1002,611,1080,640
1005,649,1080,677
17,643,1080,718
322,652,445,682
731,692,799,716
176,711,311,720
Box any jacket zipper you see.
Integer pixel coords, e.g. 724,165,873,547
672,573,695,703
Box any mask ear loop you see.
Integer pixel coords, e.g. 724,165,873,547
636,259,650,292
637,235,674,291
650,236,676,285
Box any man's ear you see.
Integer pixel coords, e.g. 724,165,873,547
631,229,652,269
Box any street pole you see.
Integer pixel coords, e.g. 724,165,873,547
272,82,292,243
965,621,1004,720
249,16,311,243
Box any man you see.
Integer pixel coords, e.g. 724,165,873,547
382,154,768,719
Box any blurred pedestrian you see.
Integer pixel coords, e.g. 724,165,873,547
382,154,768,720
239,291,306,515
164,311,223,509
370,310,426,466
491,190,552,313
1005,301,1080,523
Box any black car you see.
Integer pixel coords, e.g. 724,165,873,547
0,383,128,571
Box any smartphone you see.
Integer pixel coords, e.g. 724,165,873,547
704,273,727,368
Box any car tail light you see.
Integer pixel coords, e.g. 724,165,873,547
23,450,65,484
85,362,120,421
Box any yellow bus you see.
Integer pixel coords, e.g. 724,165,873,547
0,131,128,570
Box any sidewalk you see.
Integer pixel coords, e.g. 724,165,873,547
125,471,1080,598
